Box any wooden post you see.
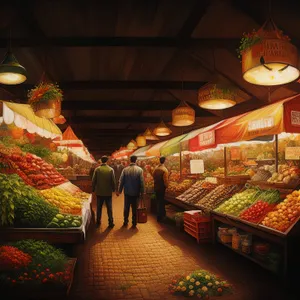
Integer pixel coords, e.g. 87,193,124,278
275,134,279,173
180,143,183,179
224,146,228,178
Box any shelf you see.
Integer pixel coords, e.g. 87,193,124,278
218,241,280,274
165,195,199,211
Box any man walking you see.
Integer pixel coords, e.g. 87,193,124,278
153,156,169,222
117,155,144,228
92,156,116,228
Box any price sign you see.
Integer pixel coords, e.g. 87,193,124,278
230,147,241,161
190,159,204,174
198,131,215,147
291,111,300,127
285,147,300,160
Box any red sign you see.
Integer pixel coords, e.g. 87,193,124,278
198,131,215,147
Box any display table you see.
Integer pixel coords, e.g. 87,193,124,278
70,175,92,193
0,196,92,244
165,194,199,211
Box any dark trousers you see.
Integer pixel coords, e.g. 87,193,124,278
96,196,113,225
124,195,138,225
156,190,166,221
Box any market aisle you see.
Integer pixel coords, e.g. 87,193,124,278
70,194,295,300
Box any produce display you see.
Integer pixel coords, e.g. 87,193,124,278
267,164,300,185
195,184,241,211
0,240,74,290
261,190,300,232
39,187,83,215
239,189,280,223
48,213,82,228
166,179,194,196
251,168,272,182
214,187,261,216
176,181,217,204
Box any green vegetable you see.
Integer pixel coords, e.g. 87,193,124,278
47,222,60,228
56,214,64,220
52,217,59,223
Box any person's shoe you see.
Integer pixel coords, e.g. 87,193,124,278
123,222,128,227
96,221,101,227
131,224,137,229
108,223,115,228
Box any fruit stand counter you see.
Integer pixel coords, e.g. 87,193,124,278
70,175,92,193
211,211,300,279
0,195,92,244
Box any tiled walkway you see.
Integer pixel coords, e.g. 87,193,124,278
70,194,296,300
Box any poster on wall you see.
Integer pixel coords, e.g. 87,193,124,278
190,159,204,174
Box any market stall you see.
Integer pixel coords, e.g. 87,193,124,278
0,102,92,244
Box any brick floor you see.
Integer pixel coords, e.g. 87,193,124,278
70,194,297,300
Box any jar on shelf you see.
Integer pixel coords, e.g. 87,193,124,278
232,233,240,250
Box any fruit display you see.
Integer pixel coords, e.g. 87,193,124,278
261,190,300,232
214,187,261,216
267,164,300,185
227,162,249,176
251,168,272,181
166,179,195,196
47,213,82,228
239,189,280,223
195,184,241,211
58,166,76,177
169,170,180,182
176,181,217,205
39,187,83,215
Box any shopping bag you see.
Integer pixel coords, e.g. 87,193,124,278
137,196,147,223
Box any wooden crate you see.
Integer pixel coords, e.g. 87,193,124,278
184,218,211,244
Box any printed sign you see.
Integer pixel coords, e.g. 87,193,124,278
285,147,300,160
198,131,215,147
190,159,204,174
248,117,274,132
291,111,300,127
230,147,241,161
205,177,218,184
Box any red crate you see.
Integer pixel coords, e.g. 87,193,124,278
184,218,211,244
184,211,210,223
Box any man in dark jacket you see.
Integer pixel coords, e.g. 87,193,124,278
117,155,144,228
153,156,169,222
92,156,116,228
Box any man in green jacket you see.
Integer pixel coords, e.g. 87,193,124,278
92,156,116,228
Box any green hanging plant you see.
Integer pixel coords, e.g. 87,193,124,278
237,30,262,58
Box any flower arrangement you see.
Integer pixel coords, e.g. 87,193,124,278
28,82,63,107
237,30,262,58
0,246,32,271
169,269,232,298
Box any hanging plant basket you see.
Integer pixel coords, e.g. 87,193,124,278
28,82,63,119
238,19,299,86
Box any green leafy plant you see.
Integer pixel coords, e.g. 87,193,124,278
237,30,262,58
20,144,51,159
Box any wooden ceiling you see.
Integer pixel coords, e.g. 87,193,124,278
1,0,300,157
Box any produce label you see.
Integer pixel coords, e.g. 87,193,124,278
285,147,300,160
230,147,241,160
198,130,215,147
291,110,300,127
190,159,204,174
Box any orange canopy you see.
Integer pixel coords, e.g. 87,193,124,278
62,126,80,140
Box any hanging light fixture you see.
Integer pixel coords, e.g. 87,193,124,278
198,83,236,110
127,139,137,150
172,100,195,126
153,120,172,136
143,128,159,140
0,50,27,85
136,134,146,147
240,18,299,86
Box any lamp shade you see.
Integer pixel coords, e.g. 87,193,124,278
0,51,27,85
143,128,159,140
198,84,236,110
127,139,137,150
241,19,299,86
153,120,172,136
172,101,195,126
136,134,146,147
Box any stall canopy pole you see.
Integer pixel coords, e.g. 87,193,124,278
275,134,279,173
180,142,182,180
224,147,228,178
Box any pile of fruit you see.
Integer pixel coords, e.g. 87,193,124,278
195,184,241,211
47,213,82,228
39,187,83,215
169,171,180,182
261,190,300,232
177,181,217,205
214,188,261,216
3,152,67,189
267,165,300,185
240,189,280,223
166,179,194,196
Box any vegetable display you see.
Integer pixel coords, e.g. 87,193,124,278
261,190,300,232
239,190,280,223
214,188,261,216
195,184,241,211
47,214,82,228
166,179,194,196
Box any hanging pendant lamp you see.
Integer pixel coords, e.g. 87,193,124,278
172,100,195,126
198,83,236,110
143,128,159,140
153,120,172,136
0,50,27,85
136,134,147,147
127,139,137,150
240,18,299,86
